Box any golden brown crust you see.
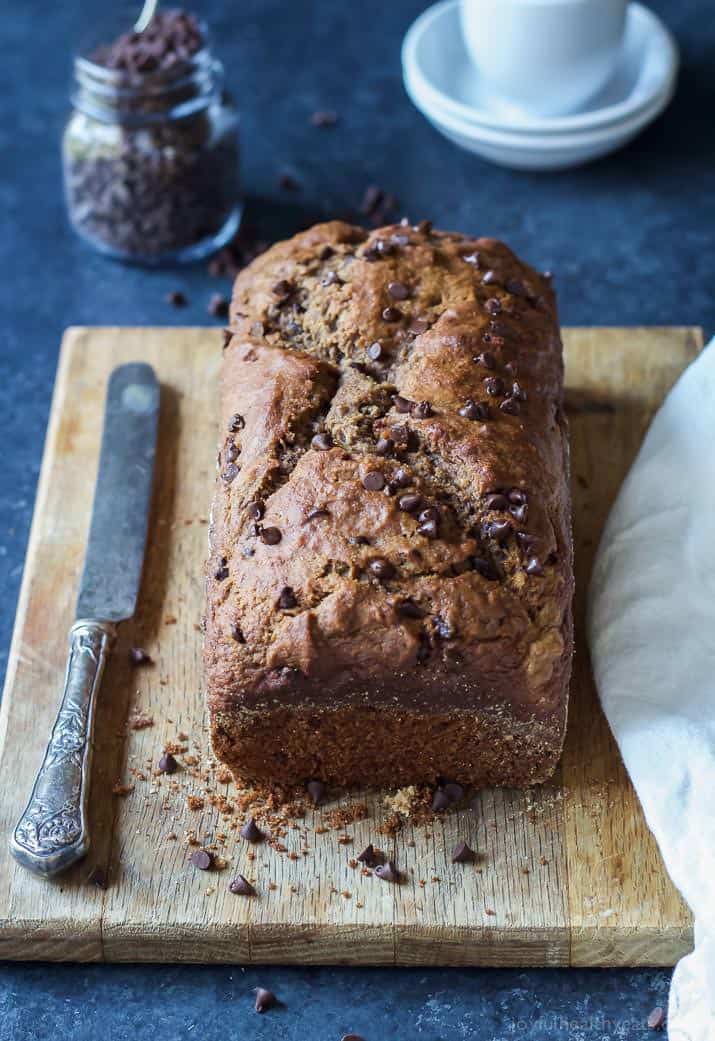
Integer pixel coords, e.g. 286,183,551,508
204,220,573,787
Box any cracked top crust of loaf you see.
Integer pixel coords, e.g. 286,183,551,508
205,220,574,722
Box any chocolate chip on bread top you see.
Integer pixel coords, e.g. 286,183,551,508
205,220,574,789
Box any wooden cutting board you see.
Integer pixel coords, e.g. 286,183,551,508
0,326,698,966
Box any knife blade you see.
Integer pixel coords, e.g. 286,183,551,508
10,362,160,877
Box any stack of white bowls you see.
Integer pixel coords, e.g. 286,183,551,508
402,0,678,170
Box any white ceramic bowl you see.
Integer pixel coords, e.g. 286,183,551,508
402,0,678,136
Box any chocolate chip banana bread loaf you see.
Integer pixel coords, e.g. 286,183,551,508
205,220,573,789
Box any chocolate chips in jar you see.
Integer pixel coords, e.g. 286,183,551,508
62,9,241,263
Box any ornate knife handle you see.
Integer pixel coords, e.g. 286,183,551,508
10,619,116,877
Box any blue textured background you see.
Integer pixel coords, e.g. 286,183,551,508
0,0,711,1036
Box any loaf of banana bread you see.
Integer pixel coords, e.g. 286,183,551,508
204,220,573,789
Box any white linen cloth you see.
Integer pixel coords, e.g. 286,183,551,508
588,337,715,1040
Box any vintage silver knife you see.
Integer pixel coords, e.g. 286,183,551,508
10,363,160,878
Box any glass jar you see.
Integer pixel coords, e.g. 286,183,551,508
62,33,241,264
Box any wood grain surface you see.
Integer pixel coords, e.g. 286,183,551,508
0,326,698,965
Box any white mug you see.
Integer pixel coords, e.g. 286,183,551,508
460,0,628,117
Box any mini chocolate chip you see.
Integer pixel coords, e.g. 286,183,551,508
368,558,395,580
647,1007,666,1031
229,874,256,896
432,789,451,812
506,278,528,297
397,599,424,619
221,328,233,349
254,988,277,1013
311,432,332,451
166,290,187,307
374,861,401,883
319,245,335,260
475,351,496,369
485,297,502,314
473,556,498,580
387,281,410,300
398,493,422,512
214,563,229,581
353,535,371,546
278,586,297,609
375,437,394,456
509,488,528,504
240,817,264,843
208,293,229,318
230,623,245,643
357,844,379,866
408,317,430,335
306,779,326,805
272,279,293,297
158,752,177,774
417,518,438,539
382,306,402,322
390,423,411,447
260,526,282,545
443,782,464,803
481,270,498,285
367,341,383,361
510,504,528,523
321,270,341,286
392,467,412,487
88,866,107,889
463,251,481,266
500,398,521,415
229,413,246,432
484,376,505,396
190,849,213,871
511,381,527,401
363,471,385,491
221,463,240,484
482,519,511,541
411,400,433,419
415,219,433,234
459,399,488,421
247,500,264,520
304,507,330,522
418,506,439,523
129,647,152,667
484,493,509,511
433,616,455,639
392,395,413,414
452,841,476,864
526,556,543,575
516,531,540,552
504,360,517,375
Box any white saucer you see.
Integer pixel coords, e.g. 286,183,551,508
401,0,678,169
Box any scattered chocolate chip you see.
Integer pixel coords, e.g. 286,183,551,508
230,623,245,643
506,278,527,297
510,504,528,523
443,782,464,802
508,488,528,504
459,399,488,421
254,987,278,1013
500,398,521,415
341,1034,366,1041
319,245,335,260
452,841,476,864
240,817,264,843
304,507,330,522
484,376,505,396
472,556,498,580
408,317,430,335
432,789,451,812
221,463,240,484
387,281,410,300
396,599,424,619
87,866,107,889
166,290,187,308
411,400,433,419
390,423,411,448
363,471,386,491
647,1007,666,1031
356,844,378,866
504,360,517,375
272,279,294,298
229,874,256,896
190,849,213,871
374,861,400,883
482,519,511,542
516,531,540,552
526,557,543,575
260,526,282,545
129,647,152,667
229,412,245,432
433,616,455,640
208,293,229,318
463,251,481,266
414,219,432,234
397,493,422,512
214,562,229,581
481,270,498,285
247,500,264,520
484,297,502,315
475,351,496,369
368,558,395,580
392,467,412,487
375,437,394,456
392,395,413,414
278,586,297,609
221,328,233,349
311,432,333,451
484,493,509,511
367,341,384,361
418,506,439,524
310,109,338,127
382,306,402,323
417,519,438,539
321,270,342,287
306,779,326,805
158,752,178,774
511,381,527,401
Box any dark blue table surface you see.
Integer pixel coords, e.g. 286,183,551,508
1,0,711,1037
